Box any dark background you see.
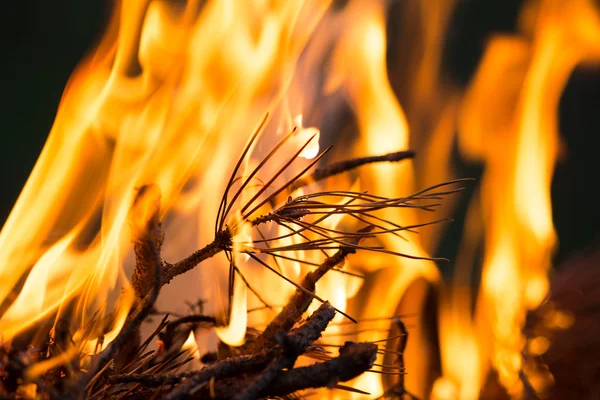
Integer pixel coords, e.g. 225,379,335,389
0,1,109,220
0,0,598,265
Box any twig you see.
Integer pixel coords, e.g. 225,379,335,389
519,369,541,400
232,266,272,309
165,315,217,333
132,315,169,360
216,113,270,234
109,373,183,387
156,315,217,361
290,150,415,192
378,319,419,400
205,342,378,399
162,229,232,286
130,185,164,299
109,372,184,387
395,318,408,399
519,350,540,400
233,302,336,400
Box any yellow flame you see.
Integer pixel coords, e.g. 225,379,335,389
294,114,321,160
182,331,200,358
215,267,248,347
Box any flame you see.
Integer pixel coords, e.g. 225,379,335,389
1,0,598,397
182,330,200,358
438,0,600,397
215,273,248,346
293,114,321,160
0,0,334,365
0,0,450,395
327,1,443,396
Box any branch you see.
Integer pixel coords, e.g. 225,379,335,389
92,235,162,372
290,150,415,192
232,302,336,400
110,348,274,391
162,349,275,399
203,342,378,400
284,302,336,353
266,342,378,396
130,184,163,299
162,229,232,286
396,318,408,396
69,187,164,398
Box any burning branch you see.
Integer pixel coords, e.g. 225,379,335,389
68,185,166,398
222,302,336,400
257,342,378,397
2,115,467,399
130,184,164,300
161,229,232,287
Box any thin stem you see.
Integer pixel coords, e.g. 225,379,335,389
290,149,415,191
162,229,232,286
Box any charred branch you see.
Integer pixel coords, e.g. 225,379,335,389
204,342,378,400
111,348,274,390
266,342,378,396
163,302,335,399
233,302,336,400
130,184,163,300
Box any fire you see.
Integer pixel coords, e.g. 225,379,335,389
1,0,598,398
0,0,334,370
327,1,441,397
443,0,600,397
182,331,200,358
